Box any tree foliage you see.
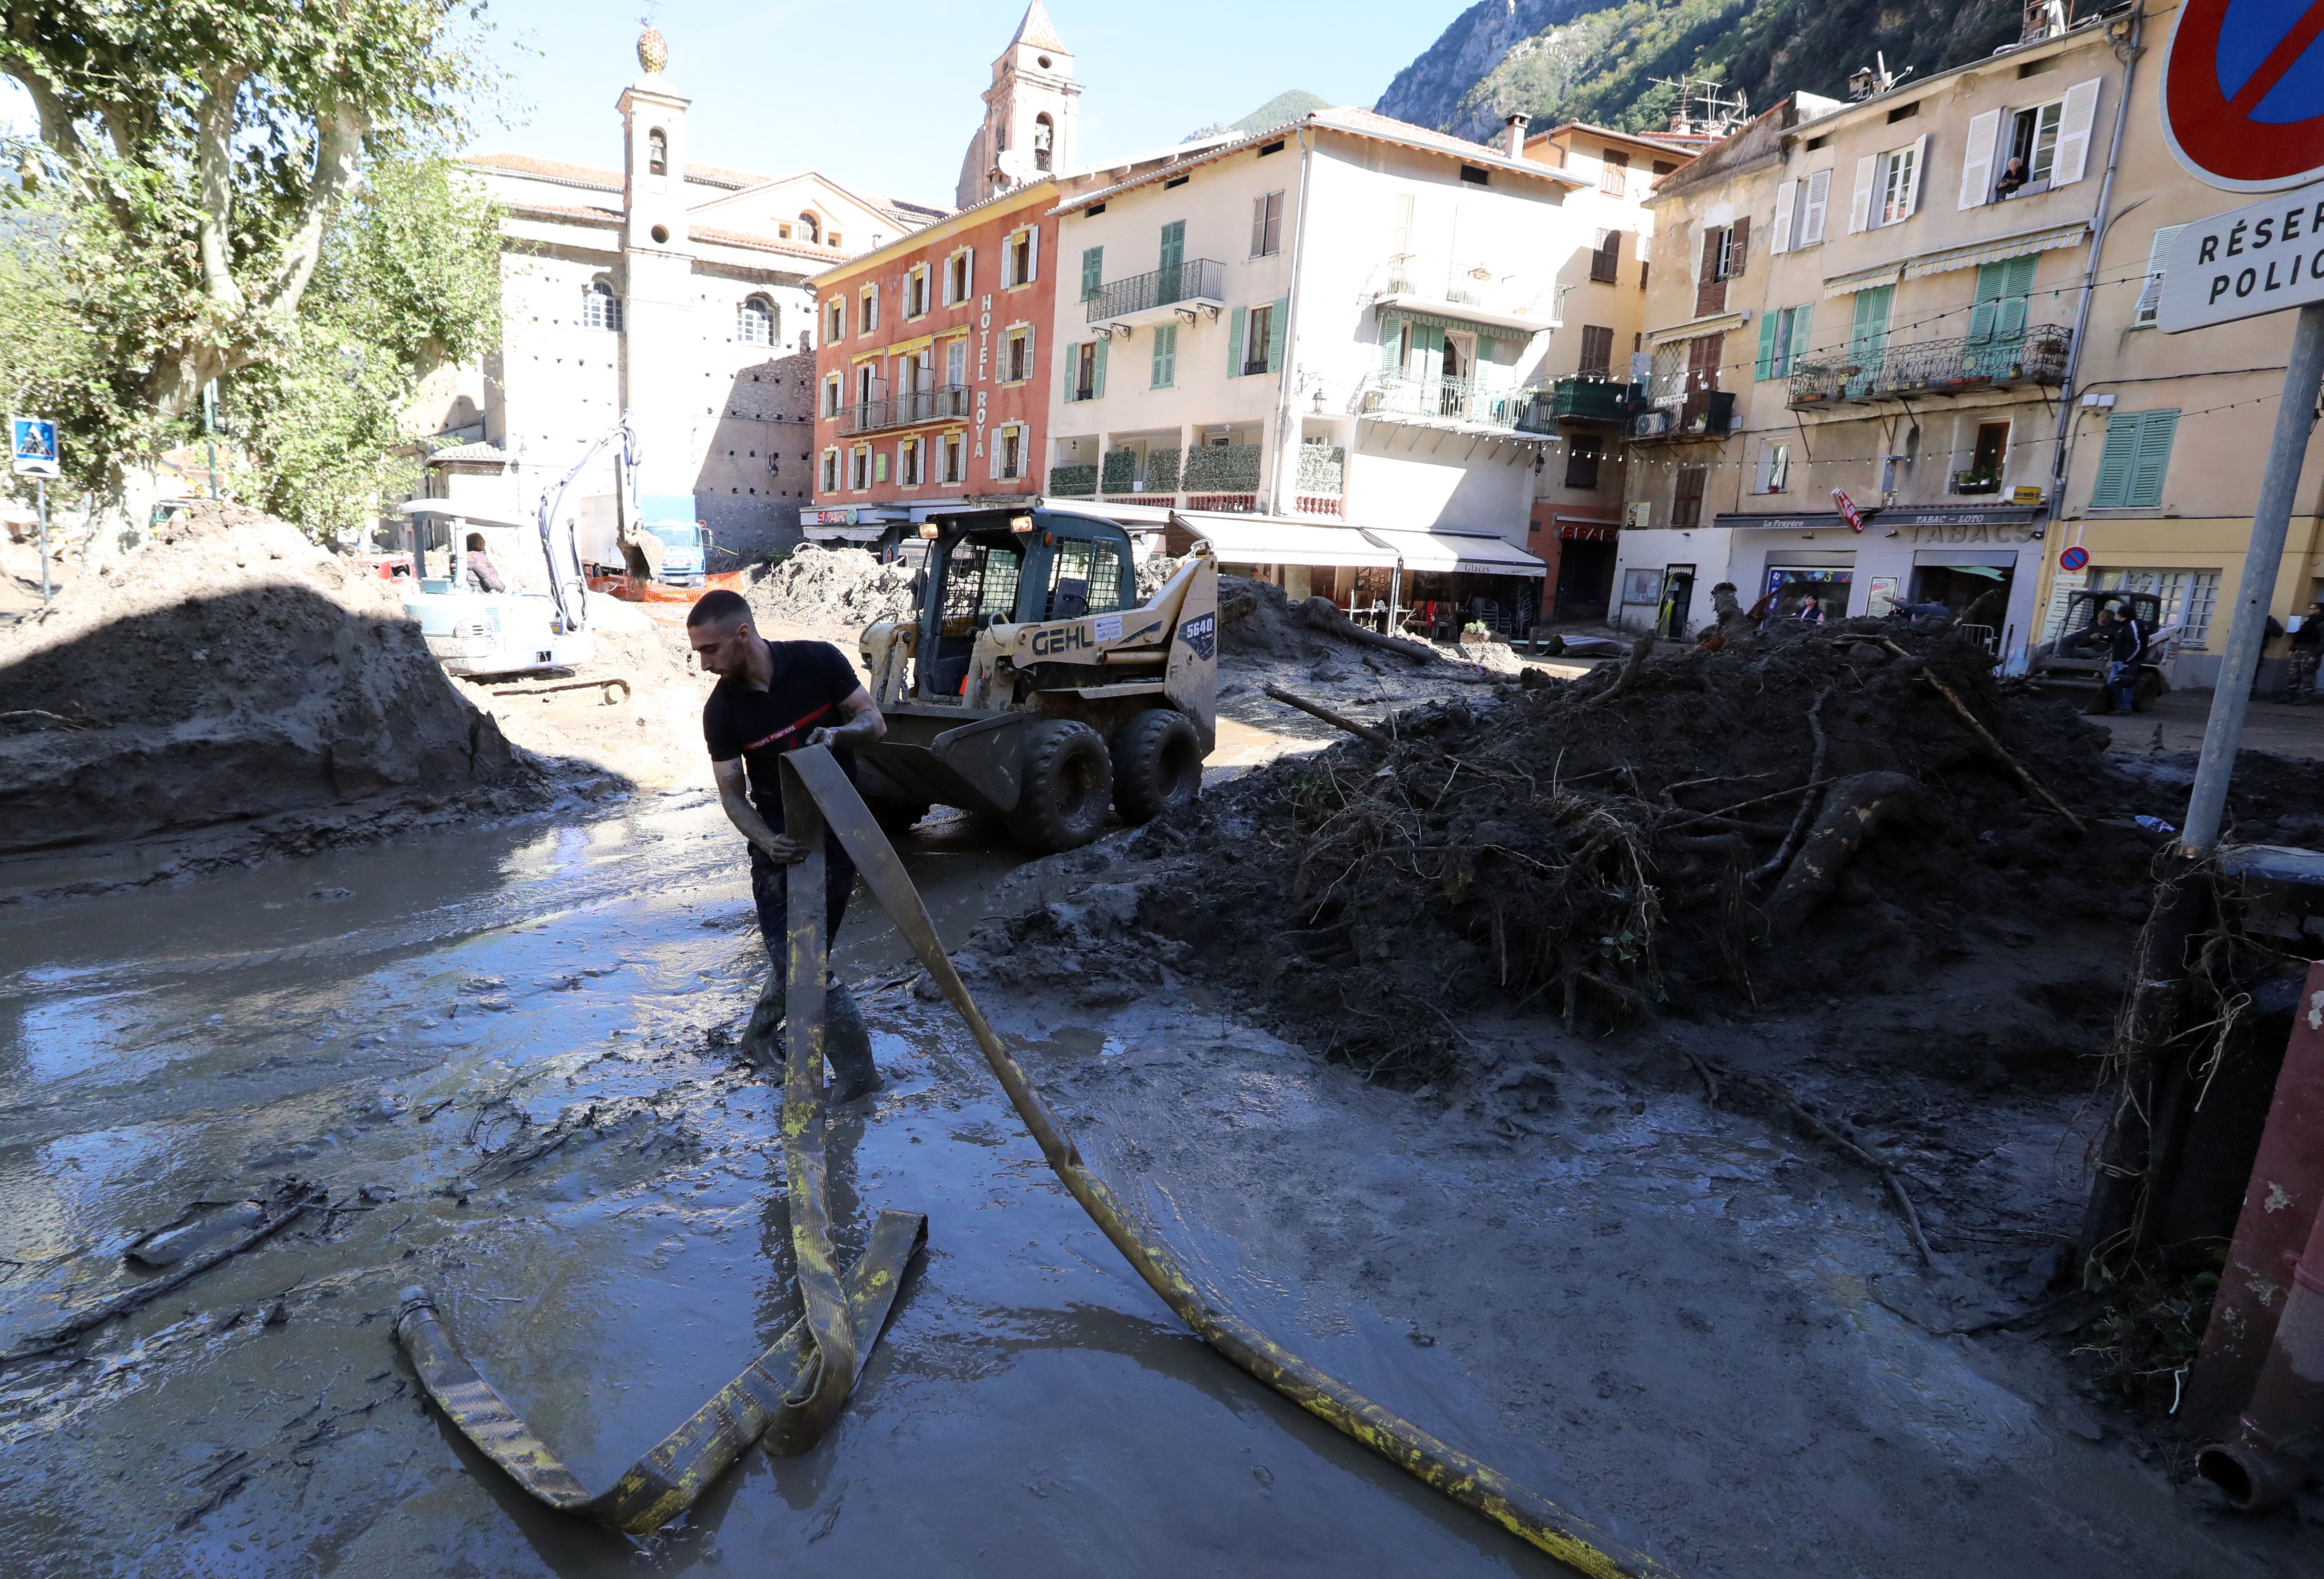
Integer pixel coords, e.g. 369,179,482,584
0,0,493,518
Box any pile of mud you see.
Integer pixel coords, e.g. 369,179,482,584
745,544,917,631
970,617,2181,1081
0,502,530,856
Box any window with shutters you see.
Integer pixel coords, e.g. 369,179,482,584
941,432,964,485
2089,410,2179,510
1070,341,1098,402
824,298,844,341
1080,247,1102,302
1794,168,1833,247
1004,227,1037,288
1878,143,1920,225
899,438,923,488
1579,324,1615,378
859,285,878,335
905,267,929,319
997,424,1025,480
1151,322,1177,388
1599,149,1629,197
945,248,973,305
2000,100,2066,195
1589,230,1622,283
1965,255,2037,373
1695,224,1741,318
1755,441,1793,494
1564,435,1603,489
1672,465,1707,528
819,449,839,492
1244,303,1274,376
2135,225,2187,326
1757,303,1812,380
821,373,841,418
1003,326,1030,384
1251,191,1284,257
850,446,871,490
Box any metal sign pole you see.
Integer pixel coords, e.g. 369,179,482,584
2182,301,2324,853
35,477,49,604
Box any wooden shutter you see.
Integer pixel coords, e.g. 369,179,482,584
1967,261,2005,345
1756,311,1780,380
1771,180,1796,253
2052,79,2102,186
1227,305,1246,377
1267,296,1288,373
1151,322,1176,387
1695,229,1727,317
1081,247,1102,302
1902,135,1928,216
1092,337,1107,399
1160,220,1185,272
2136,225,2187,324
1994,254,2037,342
1800,168,1832,245
1788,302,1814,369
1023,322,1035,376
2089,413,2141,507
1849,285,1892,367
1730,215,1750,275
1379,311,1402,375
1958,108,2000,209
1025,225,1039,281
2127,410,2178,508
1848,156,1876,233
1251,196,1269,257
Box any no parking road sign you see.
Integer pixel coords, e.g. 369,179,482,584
2059,545,2090,572
2165,0,2324,190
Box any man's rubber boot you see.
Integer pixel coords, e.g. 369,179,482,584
824,979,883,1103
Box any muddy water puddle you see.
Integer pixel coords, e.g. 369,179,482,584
0,798,1557,1577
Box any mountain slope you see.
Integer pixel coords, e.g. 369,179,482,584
1378,0,2024,142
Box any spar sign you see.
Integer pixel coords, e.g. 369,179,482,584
2164,0,2324,190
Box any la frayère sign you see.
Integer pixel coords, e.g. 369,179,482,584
2158,179,2324,331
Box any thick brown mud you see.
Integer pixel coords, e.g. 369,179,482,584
0,792,2313,1576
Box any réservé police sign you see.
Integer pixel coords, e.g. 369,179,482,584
2158,178,2324,331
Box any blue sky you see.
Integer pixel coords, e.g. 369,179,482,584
463,0,1455,205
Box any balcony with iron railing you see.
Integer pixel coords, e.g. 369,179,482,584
1550,376,1644,424
1358,371,1554,433
1786,326,2071,409
1626,389,1737,442
1085,259,1228,328
836,383,972,436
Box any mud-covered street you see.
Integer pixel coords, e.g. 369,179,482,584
0,781,2313,1578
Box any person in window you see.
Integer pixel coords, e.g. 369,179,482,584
1994,156,2028,199
2063,604,2118,657
1794,593,1826,625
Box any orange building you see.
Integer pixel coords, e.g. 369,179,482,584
804,182,1059,546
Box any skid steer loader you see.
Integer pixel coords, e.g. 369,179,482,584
853,505,1216,853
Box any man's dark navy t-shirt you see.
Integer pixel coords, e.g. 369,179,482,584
702,639,861,831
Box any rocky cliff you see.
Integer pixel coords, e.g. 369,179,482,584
1378,0,2025,143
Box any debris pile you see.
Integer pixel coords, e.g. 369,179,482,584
0,502,530,857
972,618,2170,1081
744,544,918,631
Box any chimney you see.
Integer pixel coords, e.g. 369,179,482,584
1504,112,1532,159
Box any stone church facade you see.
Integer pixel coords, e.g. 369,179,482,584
410,26,951,562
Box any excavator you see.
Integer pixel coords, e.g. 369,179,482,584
397,415,651,677
852,504,1217,853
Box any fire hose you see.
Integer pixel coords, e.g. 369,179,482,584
397,746,1677,1577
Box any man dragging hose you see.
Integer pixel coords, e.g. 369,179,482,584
687,589,887,1102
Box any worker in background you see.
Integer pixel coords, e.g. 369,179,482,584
687,589,888,1103
2064,604,2118,657
2099,603,2148,713
2280,601,2324,705
463,532,506,594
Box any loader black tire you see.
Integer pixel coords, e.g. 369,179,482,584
1110,709,1203,824
1006,720,1114,853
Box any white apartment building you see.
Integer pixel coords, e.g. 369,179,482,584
1043,107,1597,626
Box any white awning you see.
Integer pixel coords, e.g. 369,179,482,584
1173,512,1400,568
1357,527,1547,577
1823,263,1903,299
1902,222,2090,281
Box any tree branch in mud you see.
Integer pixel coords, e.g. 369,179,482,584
1763,771,1935,936
1296,596,1441,664
1580,636,1655,708
1263,683,1395,750
1746,687,1832,884
1877,640,2085,833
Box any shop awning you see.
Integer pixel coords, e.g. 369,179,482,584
1902,222,2090,281
1172,511,1400,568
1822,263,1903,299
1358,526,1547,577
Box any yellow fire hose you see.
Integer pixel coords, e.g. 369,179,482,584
398,745,1677,1576
780,747,1677,1579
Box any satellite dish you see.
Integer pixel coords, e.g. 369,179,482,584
995,146,1035,183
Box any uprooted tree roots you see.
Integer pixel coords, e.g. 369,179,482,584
1122,615,2149,1083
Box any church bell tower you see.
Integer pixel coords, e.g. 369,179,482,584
954,1,1080,208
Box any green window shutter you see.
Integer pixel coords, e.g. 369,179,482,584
2127,409,2178,508
1788,302,1814,368
1755,312,1780,380
1081,247,1102,302
1995,253,2037,342
1967,262,2004,345
1093,337,1108,399
1227,305,1246,378
1160,221,1185,272
1849,285,1892,362
1267,295,1288,373
1380,312,1403,375
1151,322,1177,387
2089,413,2143,507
